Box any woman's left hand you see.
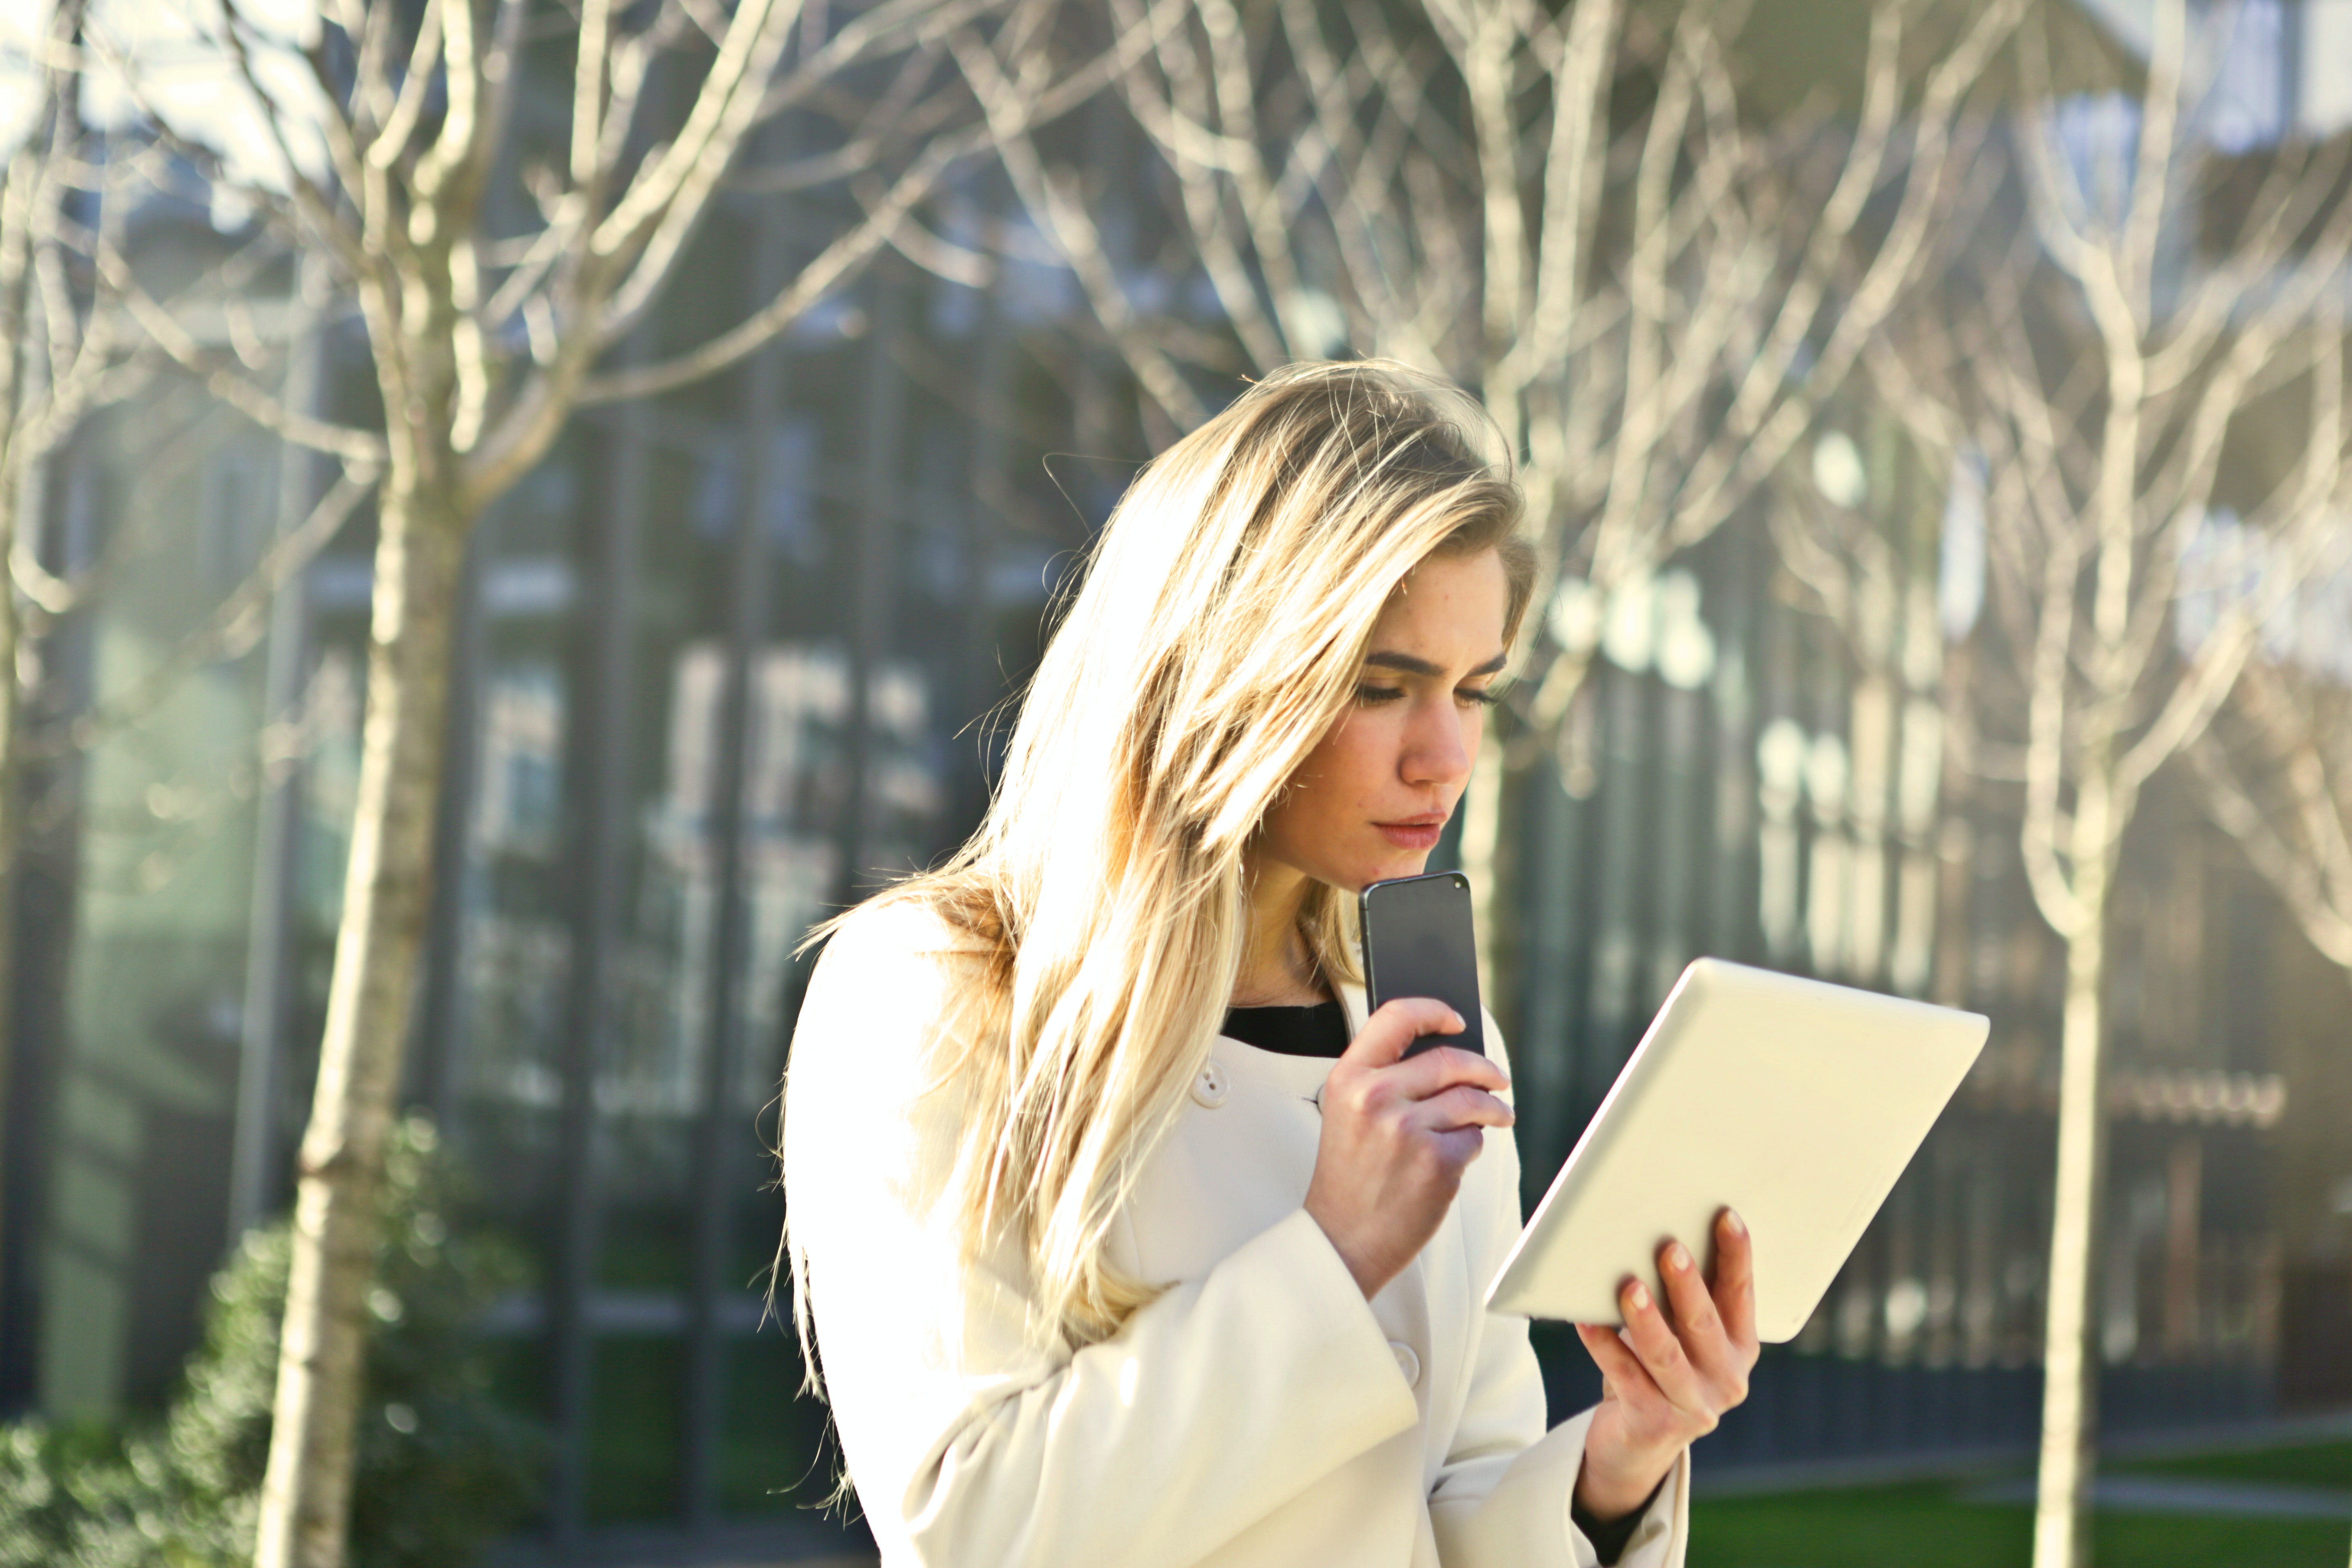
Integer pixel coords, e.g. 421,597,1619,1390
1570,1208,1759,1522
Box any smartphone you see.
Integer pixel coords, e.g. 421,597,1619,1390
1358,871,1486,1059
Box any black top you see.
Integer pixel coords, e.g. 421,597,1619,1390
1219,999,1350,1058
1572,1482,1663,1564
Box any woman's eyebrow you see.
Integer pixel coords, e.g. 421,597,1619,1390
1364,650,1510,677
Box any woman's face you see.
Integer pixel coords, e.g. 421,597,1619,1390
1256,548,1511,894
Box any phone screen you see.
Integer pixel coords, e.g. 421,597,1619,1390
1358,872,1486,1058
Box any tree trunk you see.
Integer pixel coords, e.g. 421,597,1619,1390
0,130,36,1274
2032,760,2118,1568
0,495,21,1269
1461,722,1508,1004
1466,646,1599,1020
254,460,469,1568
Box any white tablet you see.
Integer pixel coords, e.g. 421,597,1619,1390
1485,957,1988,1340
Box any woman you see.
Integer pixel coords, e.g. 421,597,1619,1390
782,361,1757,1567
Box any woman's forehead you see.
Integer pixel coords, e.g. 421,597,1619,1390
1368,550,1510,655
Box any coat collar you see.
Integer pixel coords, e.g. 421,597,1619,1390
1336,978,1368,1041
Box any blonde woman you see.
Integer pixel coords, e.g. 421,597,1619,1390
782,361,1757,1567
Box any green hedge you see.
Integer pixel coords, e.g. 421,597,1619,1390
0,1118,543,1568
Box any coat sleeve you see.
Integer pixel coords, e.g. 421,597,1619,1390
783,904,1421,1567
1426,1023,1692,1568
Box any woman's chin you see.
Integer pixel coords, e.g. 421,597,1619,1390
1361,851,1432,888
1297,846,1433,896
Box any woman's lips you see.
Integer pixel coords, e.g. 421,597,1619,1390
1375,820,1444,851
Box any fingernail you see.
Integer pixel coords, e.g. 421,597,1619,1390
1450,1011,1466,1031
1724,1209,1747,1237
1626,1281,1650,1311
1666,1243,1691,1273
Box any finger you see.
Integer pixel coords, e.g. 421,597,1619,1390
1618,1277,1712,1417
1580,1322,1689,1449
1430,1125,1488,1169
1404,1085,1515,1134
1657,1239,1737,1383
1343,998,1468,1069
1383,1044,1510,1099
1575,1321,1660,1405
1711,1209,1759,1353
1658,1241,1724,1343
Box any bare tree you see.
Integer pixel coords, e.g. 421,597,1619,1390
1861,6,2352,1561
955,0,2022,982
0,0,102,1283
2184,609,2352,1568
81,1,1125,1562
0,2,386,1262
2188,641,2352,971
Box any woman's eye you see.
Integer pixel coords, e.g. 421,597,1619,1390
1459,686,1500,707
1354,684,1405,705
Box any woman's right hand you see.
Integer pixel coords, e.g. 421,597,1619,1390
1303,997,1515,1299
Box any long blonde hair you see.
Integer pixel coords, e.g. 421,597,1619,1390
797,360,1535,1353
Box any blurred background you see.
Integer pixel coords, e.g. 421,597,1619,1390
0,0,2350,1564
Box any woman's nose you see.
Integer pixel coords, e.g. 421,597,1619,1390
1401,704,1473,788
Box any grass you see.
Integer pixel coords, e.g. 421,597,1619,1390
1689,1439,2352,1568
2116,1438,2352,1492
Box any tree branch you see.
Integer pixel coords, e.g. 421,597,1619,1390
94,244,386,465
45,462,379,760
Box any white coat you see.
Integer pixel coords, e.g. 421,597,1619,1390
783,900,1692,1568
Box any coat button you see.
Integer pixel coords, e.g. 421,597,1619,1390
1388,1341,1421,1388
1191,1062,1230,1109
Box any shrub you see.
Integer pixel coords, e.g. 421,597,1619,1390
0,1116,543,1568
